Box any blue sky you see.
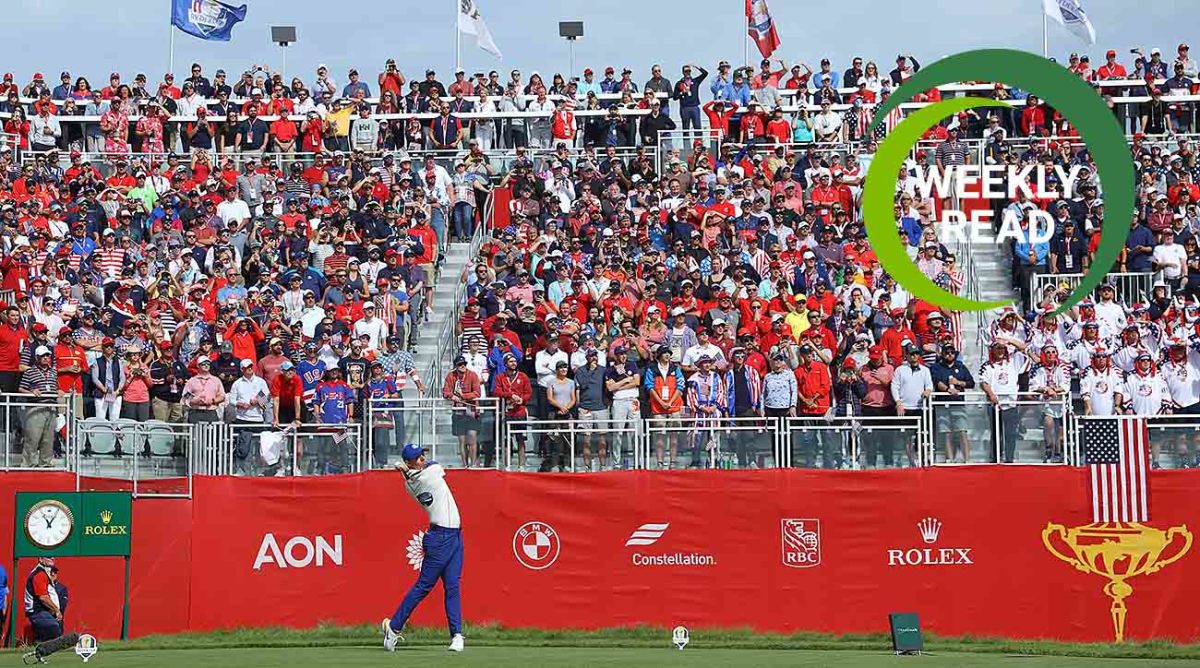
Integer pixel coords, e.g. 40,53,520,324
10,0,1200,87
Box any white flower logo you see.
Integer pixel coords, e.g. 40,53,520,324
406,531,425,571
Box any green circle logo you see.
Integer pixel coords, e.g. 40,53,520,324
864,48,1134,314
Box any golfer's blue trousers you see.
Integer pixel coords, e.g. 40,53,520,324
390,525,463,636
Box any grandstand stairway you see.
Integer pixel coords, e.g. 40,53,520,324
413,240,474,375
956,241,1018,370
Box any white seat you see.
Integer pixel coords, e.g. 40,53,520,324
113,418,143,454
144,420,177,456
81,417,116,456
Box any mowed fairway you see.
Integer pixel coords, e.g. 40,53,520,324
11,646,1198,668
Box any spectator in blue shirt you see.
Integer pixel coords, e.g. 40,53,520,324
1125,216,1156,273
342,69,371,98
1013,215,1050,310
812,58,840,90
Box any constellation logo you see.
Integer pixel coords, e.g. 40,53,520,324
625,522,715,567
625,523,670,546
887,517,973,567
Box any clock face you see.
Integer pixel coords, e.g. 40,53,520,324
25,500,73,550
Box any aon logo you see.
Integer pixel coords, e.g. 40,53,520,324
253,533,344,570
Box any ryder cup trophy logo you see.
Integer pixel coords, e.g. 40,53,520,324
1042,418,1193,642
74,634,99,662
672,625,690,650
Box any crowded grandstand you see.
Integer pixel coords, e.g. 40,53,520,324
0,44,1195,476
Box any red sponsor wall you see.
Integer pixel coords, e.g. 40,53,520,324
1,468,1199,642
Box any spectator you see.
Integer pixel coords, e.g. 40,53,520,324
181,357,225,423
929,344,974,463
19,346,57,467
442,355,481,468
229,358,270,474
574,349,608,471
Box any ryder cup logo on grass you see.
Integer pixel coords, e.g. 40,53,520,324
863,49,1134,314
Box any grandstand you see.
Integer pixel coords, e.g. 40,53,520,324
0,50,1192,472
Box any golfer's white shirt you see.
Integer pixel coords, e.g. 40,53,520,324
406,463,461,529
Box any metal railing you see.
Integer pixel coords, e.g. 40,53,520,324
925,392,1075,465
0,393,75,472
368,397,501,468
505,416,644,472
74,418,192,497
0,392,1163,483
1031,272,1156,309
1077,414,1200,470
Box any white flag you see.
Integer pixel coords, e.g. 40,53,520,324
1042,0,1096,46
457,0,502,59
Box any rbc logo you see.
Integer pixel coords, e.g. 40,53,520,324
781,519,821,568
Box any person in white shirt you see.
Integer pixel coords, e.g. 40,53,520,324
352,302,389,352
1029,344,1071,463
681,327,728,373
383,444,465,653
1093,284,1127,335
812,101,842,142
215,188,252,230
1162,338,1200,466
979,342,1023,463
1081,347,1124,417
1152,228,1188,289
890,345,933,466
569,333,607,370
229,359,271,475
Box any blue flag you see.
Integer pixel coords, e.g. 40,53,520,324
171,0,247,42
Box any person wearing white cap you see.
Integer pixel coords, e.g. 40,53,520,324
353,301,389,352
20,346,58,466
229,358,270,474
181,354,225,422
667,306,697,363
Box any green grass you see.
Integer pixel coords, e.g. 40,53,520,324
9,624,1200,667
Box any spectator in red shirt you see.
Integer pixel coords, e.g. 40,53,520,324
0,307,28,393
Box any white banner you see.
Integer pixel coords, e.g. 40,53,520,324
458,0,503,59
1042,0,1096,45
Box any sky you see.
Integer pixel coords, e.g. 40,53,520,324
8,0,1200,89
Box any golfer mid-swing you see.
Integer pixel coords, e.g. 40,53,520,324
382,444,465,652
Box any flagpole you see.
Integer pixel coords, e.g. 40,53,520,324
1042,13,1048,58
169,23,176,75
455,0,461,73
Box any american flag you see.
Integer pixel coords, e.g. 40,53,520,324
1082,418,1150,523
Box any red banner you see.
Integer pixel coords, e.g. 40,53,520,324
2,468,1199,642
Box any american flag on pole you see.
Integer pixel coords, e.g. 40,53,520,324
1082,418,1150,523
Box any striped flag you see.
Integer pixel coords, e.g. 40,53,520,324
1082,418,1150,523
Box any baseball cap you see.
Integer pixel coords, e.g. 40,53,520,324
402,443,427,461
34,346,51,357
240,359,254,368
281,361,294,371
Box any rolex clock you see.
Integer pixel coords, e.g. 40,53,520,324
25,499,74,550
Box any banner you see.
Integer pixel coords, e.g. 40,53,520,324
171,0,248,42
1042,0,1097,46
745,0,781,60
457,0,503,59
1,468,1199,642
